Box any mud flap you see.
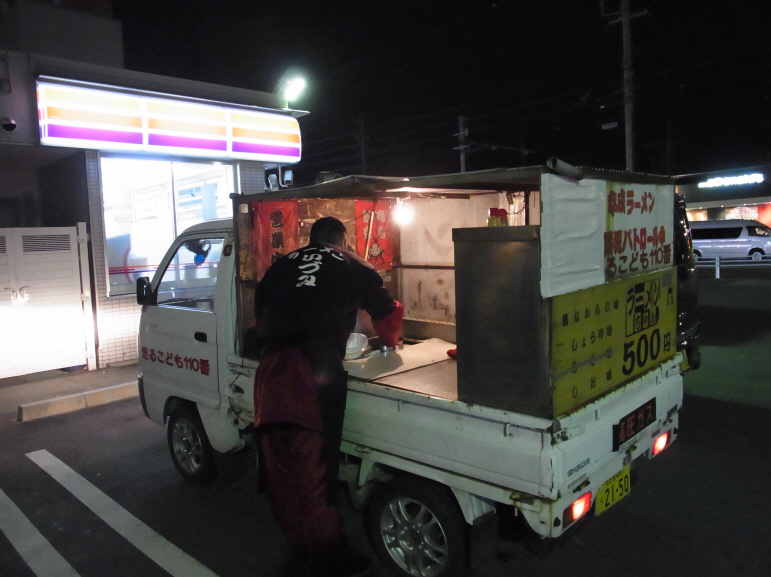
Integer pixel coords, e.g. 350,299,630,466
468,510,498,569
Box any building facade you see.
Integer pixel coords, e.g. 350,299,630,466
677,166,770,225
1,3,303,376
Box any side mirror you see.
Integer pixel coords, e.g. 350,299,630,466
136,277,152,305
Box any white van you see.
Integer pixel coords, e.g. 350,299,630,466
690,219,771,260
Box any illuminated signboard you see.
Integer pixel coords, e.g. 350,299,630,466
37,81,301,164
698,173,764,188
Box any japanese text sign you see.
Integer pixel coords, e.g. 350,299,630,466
253,201,299,280
141,347,211,376
550,268,677,415
605,182,674,281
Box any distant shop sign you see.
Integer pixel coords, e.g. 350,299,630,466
698,173,764,188
36,80,301,164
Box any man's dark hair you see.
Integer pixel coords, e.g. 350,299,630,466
310,216,347,247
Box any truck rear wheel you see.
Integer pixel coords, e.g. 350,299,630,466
367,476,468,577
167,405,217,484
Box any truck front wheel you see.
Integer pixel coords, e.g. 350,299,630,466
367,477,468,577
167,405,217,484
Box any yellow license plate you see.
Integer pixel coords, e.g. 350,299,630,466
595,465,631,516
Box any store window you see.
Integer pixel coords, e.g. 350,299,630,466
685,209,708,222
101,157,234,296
725,206,758,220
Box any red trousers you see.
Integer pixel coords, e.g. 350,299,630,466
257,423,346,562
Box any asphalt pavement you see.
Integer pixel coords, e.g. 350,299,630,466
683,266,771,408
1,387,769,576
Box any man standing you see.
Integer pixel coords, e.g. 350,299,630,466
253,216,403,577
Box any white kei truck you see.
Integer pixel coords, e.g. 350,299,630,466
137,161,688,577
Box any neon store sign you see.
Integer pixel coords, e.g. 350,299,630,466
37,80,301,164
698,173,764,188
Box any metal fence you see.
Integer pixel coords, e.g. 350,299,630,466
694,256,771,278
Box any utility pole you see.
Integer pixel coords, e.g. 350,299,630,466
604,0,648,173
621,0,635,172
458,116,468,173
357,116,367,175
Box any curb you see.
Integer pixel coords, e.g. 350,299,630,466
17,382,139,422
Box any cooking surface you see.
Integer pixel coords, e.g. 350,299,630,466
344,338,457,399
373,358,458,400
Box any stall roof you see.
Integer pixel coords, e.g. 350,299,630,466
249,163,676,201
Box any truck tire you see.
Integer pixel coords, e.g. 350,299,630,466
367,476,468,577
167,405,217,484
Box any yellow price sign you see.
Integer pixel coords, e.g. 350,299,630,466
550,268,677,416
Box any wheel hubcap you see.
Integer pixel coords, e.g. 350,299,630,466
380,497,449,577
172,417,203,474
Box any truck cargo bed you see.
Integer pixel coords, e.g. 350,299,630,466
344,338,458,401
377,360,458,400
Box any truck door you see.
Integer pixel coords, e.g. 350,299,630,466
139,236,225,408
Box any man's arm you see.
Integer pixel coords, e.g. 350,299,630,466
355,262,404,348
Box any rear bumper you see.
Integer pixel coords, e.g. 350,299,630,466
535,359,683,539
544,411,679,538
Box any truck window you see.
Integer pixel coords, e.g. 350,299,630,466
156,237,224,310
691,227,743,240
747,225,771,237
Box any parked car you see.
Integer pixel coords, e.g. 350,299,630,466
690,219,771,261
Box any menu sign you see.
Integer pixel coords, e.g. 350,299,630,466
550,268,677,415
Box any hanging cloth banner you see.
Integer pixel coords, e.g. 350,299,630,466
354,200,394,271
252,200,300,280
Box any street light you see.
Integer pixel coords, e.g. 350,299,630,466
278,74,307,108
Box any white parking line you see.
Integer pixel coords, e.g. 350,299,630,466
26,449,218,577
0,486,81,577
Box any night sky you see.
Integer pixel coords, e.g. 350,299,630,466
113,0,770,184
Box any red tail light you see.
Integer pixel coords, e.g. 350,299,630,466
653,432,669,455
562,491,593,528
571,492,592,521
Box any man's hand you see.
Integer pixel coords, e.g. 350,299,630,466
372,301,404,348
